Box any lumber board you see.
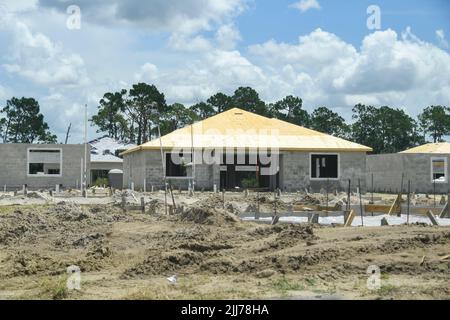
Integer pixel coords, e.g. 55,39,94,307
344,210,355,227
426,210,439,226
364,204,399,214
439,202,449,218
388,194,402,216
413,208,442,215
293,203,341,212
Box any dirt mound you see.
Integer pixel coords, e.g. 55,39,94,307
181,206,239,225
248,223,317,240
171,226,210,241
199,257,237,274
4,251,66,277
0,210,53,245
253,224,319,251
72,233,105,247
0,204,126,247
179,242,233,252
276,224,317,241
50,202,89,221
123,250,203,277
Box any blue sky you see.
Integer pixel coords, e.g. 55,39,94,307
0,0,449,143
235,0,449,48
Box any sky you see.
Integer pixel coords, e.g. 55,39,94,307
0,0,449,143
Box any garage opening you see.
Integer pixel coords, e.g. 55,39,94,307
310,154,338,179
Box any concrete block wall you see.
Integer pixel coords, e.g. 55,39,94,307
123,150,146,189
367,153,450,194
281,151,367,192
0,143,89,190
123,150,218,191
123,149,368,192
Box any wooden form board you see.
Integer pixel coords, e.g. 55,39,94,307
364,204,441,216
293,203,342,212
364,204,400,214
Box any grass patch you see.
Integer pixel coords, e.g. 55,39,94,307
39,276,70,300
272,277,304,293
305,277,317,287
376,284,397,296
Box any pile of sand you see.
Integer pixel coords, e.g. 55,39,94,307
178,194,240,225
50,202,89,221
181,206,240,225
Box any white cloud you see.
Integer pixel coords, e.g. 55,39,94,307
289,0,321,13
215,24,242,50
0,84,8,101
170,50,266,103
436,29,449,48
38,0,247,35
168,23,241,52
0,15,89,86
134,63,159,82
248,28,450,114
1,2,450,144
168,33,212,52
0,0,38,13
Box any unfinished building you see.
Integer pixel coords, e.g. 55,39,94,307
366,142,450,194
89,136,135,186
122,108,372,192
0,143,90,190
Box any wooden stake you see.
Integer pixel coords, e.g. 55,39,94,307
388,194,402,217
407,180,411,224
426,210,439,226
347,179,351,211
222,189,225,209
169,182,176,209
344,209,356,227
358,179,364,226
256,190,260,220
121,194,126,213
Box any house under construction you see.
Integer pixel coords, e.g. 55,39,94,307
367,142,450,194
121,108,372,192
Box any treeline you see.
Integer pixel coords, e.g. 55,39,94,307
1,83,449,154
91,83,449,154
0,97,57,143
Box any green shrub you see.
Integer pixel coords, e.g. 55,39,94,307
94,177,109,187
241,177,258,189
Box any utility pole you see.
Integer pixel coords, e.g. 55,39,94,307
84,104,88,198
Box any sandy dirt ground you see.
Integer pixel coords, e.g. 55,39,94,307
0,191,449,300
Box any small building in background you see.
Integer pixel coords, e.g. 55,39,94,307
0,143,89,190
89,136,135,187
366,142,450,194
108,169,124,189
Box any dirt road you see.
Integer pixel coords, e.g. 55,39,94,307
0,197,449,300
